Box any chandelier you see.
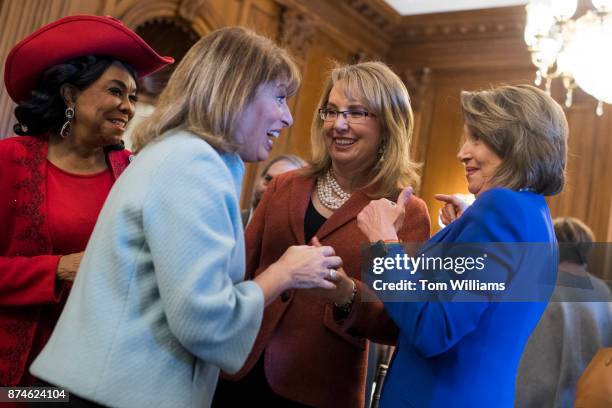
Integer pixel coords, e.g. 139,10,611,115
524,0,612,115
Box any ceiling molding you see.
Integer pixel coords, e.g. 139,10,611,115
338,0,401,33
116,1,180,29
383,0,528,16
278,0,393,55
392,6,526,43
279,8,317,62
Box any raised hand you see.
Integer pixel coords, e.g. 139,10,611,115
434,194,470,226
357,187,413,242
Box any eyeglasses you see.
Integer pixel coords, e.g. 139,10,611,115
318,108,375,124
262,174,273,185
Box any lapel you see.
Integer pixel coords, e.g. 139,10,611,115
291,177,373,244
287,176,373,243
316,189,371,240
288,176,314,245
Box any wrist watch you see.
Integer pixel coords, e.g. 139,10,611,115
370,240,391,257
334,279,357,313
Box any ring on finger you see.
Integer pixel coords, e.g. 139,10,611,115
328,268,337,280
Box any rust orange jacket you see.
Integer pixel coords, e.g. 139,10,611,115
226,171,430,407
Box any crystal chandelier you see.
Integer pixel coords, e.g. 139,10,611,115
525,0,612,115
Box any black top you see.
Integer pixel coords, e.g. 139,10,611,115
304,199,327,243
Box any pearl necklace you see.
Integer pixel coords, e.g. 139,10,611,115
316,169,351,210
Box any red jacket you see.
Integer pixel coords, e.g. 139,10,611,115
226,171,430,407
0,136,130,386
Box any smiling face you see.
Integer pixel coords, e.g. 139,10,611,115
323,83,381,175
69,62,137,147
235,80,293,162
457,127,503,196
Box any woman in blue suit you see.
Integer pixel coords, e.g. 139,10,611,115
357,85,568,407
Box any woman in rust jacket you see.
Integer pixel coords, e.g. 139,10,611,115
213,62,430,407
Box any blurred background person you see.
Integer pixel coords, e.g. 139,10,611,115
30,27,341,407
0,14,172,388
214,61,430,407
515,217,612,408
357,84,567,408
242,154,306,226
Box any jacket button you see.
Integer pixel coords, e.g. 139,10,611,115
280,291,290,302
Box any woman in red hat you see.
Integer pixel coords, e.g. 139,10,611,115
0,15,172,388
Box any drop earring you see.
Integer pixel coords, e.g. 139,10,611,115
60,107,75,138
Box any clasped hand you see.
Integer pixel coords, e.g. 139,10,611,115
275,244,342,291
302,237,354,305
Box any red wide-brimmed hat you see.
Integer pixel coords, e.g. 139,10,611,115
4,15,175,103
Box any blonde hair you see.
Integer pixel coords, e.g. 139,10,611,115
460,84,568,196
305,61,420,199
132,26,300,152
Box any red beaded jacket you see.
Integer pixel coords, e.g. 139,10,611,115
0,136,130,386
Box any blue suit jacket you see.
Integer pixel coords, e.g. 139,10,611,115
379,188,558,408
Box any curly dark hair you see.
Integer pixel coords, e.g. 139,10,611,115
14,55,137,136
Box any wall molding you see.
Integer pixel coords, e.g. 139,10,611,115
392,6,526,43
400,67,432,111
278,0,392,56
279,7,317,62
338,0,400,34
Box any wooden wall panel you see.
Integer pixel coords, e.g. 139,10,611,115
0,0,77,139
390,37,532,71
388,6,612,252
208,0,242,27
245,0,280,38
280,0,392,56
548,103,612,244
237,0,284,209
288,33,353,160
4,1,612,252
0,0,391,211
410,68,535,234
417,82,465,220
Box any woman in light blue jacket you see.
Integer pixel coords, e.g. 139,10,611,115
31,27,341,408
